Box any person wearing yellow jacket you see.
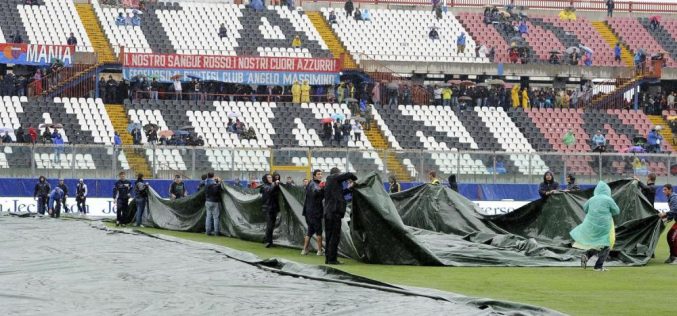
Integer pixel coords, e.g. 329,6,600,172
291,80,301,104
521,88,530,109
292,35,302,48
301,80,310,103
511,84,520,108
441,86,452,106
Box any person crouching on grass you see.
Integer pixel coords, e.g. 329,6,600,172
301,170,325,256
570,181,620,271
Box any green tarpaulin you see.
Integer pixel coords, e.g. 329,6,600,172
127,174,663,267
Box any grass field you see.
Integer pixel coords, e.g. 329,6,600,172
112,224,676,315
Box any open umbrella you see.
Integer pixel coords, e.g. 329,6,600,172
549,50,561,54
0,127,13,133
170,74,183,80
187,75,202,80
127,122,141,133
158,130,174,138
320,117,334,124
579,45,594,54
331,113,346,121
476,82,489,88
565,46,580,54
458,96,473,101
175,130,190,136
143,123,159,131
353,117,366,123
179,125,195,131
447,79,462,85
489,79,505,85
227,111,239,118
460,80,475,87
344,98,358,103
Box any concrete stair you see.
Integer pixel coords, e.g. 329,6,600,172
76,3,117,63
307,11,358,69
105,104,152,177
592,21,634,67
647,115,677,151
364,125,411,182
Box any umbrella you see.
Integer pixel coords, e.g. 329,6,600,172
650,15,661,22
127,122,141,133
0,127,13,133
458,96,473,101
143,123,159,131
549,50,561,54
331,113,346,121
489,79,505,85
158,130,174,138
227,111,239,118
447,79,462,85
565,46,580,54
175,130,190,136
476,82,489,88
579,45,594,54
187,75,201,80
344,98,358,103
179,125,195,131
170,74,183,80
387,82,399,89
460,80,475,87
353,117,366,122
320,117,334,124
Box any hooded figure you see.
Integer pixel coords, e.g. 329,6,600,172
291,81,301,104
260,173,280,247
301,80,310,103
448,174,458,192
538,171,559,199
34,176,51,215
511,84,520,108
570,181,620,271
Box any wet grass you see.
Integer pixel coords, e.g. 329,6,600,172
107,223,676,315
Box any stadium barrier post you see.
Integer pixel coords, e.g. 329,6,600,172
30,145,36,178
191,148,196,179
598,153,603,182
112,145,118,179
152,143,157,178
492,152,497,184
528,153,533,184
70,145,76,179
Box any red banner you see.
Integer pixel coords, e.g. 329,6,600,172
122,53,341,73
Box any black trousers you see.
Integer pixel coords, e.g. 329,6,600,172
586,247,611,269
77,196,86,213
50,200,61,218
62,197,68,212
324,216,342,262
116,199,128,224
37,196,48,215
265,210,278,244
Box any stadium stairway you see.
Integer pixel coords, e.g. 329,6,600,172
105,104,153,177
363,123,411,182
306,11,358,69
591,21,634,67
75,3,117,63
647,115,677,151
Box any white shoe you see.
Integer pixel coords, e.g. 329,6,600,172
300,249,308,256
593,267,609,272
316,249,324,256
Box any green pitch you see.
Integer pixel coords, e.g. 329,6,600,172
112,224,677,315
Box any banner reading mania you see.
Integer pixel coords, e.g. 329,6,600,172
0,44,74,66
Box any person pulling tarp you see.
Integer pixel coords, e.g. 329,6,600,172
323,167,357,264
570,181,620,271
301,169,325,256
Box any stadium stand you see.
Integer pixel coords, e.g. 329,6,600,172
638,17,677,62
93,0,153,55
608,17,677,67
324,8,488,64
18,0,93,52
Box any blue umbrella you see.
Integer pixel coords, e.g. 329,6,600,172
127,122,141,133
331,113,345,121
175,130,190,136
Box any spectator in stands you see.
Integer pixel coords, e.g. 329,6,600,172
33,69,42,95
52,131,64,163
67,33,77,46
146,127,158,145
15,126,24,143
565,174,580,192
402,84,411,105
583,52,593,66
371,82,381,107
509,48,519,64
133,173,149,227
614,43,622,64
538,171,559,199
521,88,529,109
219,23,227,39
1,131,11,143
428,27,439,41
352,121,362,141
12,32,23,44
150,78,159,100
250,0,264,12
387,82,399,107
635,173,657,207
131,13,141,26
362,8,371,21
131,127,142,145
606,0,614,18
448,174,458,192
389,176,400,193
323,167,357,264
434,4,442,20
106,75,118,102
341,120,351,145
518,20,528,35
456,33,466,54
354,7,362,21
328,10,337,24
41,127,51,144
292,35,302,48
344,0,354,17
442,85,452,106
115,12,126,26
563,129,575,147
549,52,560,64
291,80,301,105
169,175,187,200
669,92,676,109
322,122,332,141
660,184,677,264
173,77,182,100
301,80,310,103
647,127,663,153
650,16,660,31
592,130,606,152
433,85,442,105
428,171,440,185
28,125,37,144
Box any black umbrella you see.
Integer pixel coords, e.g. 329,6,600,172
179,125,195,131
143,123,159,131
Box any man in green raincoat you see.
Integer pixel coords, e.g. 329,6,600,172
563,129,575,146
570,181,620,271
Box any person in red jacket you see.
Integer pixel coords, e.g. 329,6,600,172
28,125,38,144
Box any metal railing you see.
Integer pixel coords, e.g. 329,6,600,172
2,143,676,185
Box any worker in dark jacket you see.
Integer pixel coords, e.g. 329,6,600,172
204,172,223,236
538,171,559,199
323,167,357,264
169,174,187,199
448,174,458,192
33,175,51,215
389,176,400,193
301,169,325,256
260,173,280,248
57,178,69,212
113,172,131,226
636,173,657,207
133,173,149,227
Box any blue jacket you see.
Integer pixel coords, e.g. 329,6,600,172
667,192,677,221
647,130,662,145
48,187,65,209
592,134,606,146
114,134,122,145
614,45,621,57
457,34,466,45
